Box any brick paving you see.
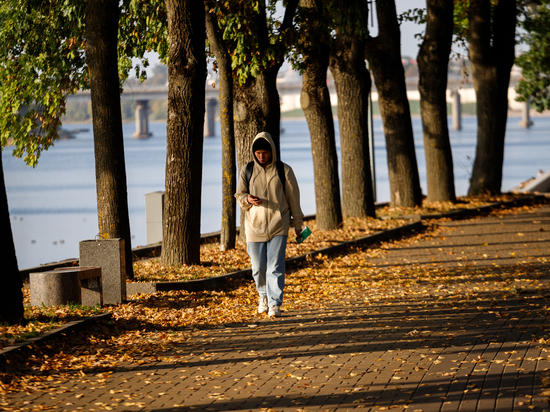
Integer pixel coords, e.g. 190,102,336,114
3,203,550,411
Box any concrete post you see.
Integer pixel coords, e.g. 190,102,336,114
79,239,126,305
145,191,164,245
133,100,152,139
52,267,103,307
30,271,81,307
451,90,461,131
204,99,217,137
519,100,533,128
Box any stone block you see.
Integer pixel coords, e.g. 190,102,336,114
30,271,81,307
145,191,164,245
54,267,103,307
79,239,126,305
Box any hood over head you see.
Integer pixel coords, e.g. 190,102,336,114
251,132,277,165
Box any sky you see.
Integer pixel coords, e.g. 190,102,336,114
395,0,427,59
137,0,428,76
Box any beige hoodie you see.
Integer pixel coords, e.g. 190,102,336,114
235,132,304,243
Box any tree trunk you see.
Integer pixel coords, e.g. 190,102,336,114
299,0,342,230
231,0,298,241
467,0,516,196
234,68,282,241
85,0,134,280
329,0,376,218
418,0,456,203
0,154,24,325
205,1,236,251
161,0,206,265
233,69,281,171
365,0,422,208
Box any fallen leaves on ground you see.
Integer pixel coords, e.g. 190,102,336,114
1,194,548,399
0,300,103,349
131,193,530,283
132,215,410,282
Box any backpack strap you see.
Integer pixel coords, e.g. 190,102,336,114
245,160,286,196
245,161,254,193
275,160,286,196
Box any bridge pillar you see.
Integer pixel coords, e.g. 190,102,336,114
133,100,152,139
204,99,217,137
451,90,461,131
519,100,533,128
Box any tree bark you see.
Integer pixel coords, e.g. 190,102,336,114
0,154,24,325
467,0,516,196
299,0,342,230
205,1,236,251
418,0,456,203
365,0,422,208
233,71,281,171
161,0,206,265
329,0,376,218
85,0,134,280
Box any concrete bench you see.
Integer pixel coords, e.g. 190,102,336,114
30,266,103,307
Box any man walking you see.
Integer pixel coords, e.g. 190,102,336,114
235,132,304,317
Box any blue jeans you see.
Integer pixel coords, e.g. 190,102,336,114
247,235,287,307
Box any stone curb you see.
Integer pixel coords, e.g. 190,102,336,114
126,193,549,296
0,312,112,371
17,214,317,281
126,220,425,296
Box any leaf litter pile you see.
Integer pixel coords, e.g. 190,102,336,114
2,194,550,403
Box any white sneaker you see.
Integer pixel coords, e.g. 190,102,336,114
268,305,281,317
258,296,268,314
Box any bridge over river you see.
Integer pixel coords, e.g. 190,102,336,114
67,72,531,138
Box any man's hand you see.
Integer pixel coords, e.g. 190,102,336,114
247,195,263,205
295,227,302,238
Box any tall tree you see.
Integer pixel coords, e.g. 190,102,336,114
515,0,550,112
0,0,143,279
0,154,24,325
205,1,237,251
328,0,376,218
86,0,134,279
212,0,298,240
295,0,342,230
161,0,206,265
417,0,456,203
365,0,422,208
228,1,297,167
467,0,517,195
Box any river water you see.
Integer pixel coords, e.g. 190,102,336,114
3,116,549,270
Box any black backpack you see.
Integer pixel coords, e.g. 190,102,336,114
245,160,286,196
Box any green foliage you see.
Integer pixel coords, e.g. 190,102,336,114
119,0,168,79
0,0,87,165
326,0,370,40
0,0,164,166
209,0,290,85
288,2,329,73
515,1,550,112
453,0,469,48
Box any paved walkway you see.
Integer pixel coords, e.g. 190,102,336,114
4,203,550,411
